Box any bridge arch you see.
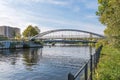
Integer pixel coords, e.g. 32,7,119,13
30,29,104,40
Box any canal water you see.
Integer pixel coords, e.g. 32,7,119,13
0,46,95,80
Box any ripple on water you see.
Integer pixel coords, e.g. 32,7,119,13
0,46,95,80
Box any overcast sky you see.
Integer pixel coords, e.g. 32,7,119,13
0,0,105,34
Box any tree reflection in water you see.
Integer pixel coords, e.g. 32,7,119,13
23,48,42,67
0,48,43,68
0,49,21,65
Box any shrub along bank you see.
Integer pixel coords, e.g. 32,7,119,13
93,45,120,80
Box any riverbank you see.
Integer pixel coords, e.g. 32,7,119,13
0,41,43,49
93,45,120,80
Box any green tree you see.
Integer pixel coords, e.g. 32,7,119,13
97,0,120,48
15,34,21,40
22,25,40,37
35,26,40,33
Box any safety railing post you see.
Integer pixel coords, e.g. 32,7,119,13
68,45,102,80
90,54,93,80
85,64,88,80
68,73,74,80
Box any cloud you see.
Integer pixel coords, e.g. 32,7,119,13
0,1,58,33
0,1,33,32
85,15,98,19
46,0,69,5
77,0,98,10
0,0,104,34
15,0,69,6
38,25,54,32
30,15,104,34
85,2,98,10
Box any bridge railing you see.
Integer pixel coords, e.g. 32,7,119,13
68,45,103,80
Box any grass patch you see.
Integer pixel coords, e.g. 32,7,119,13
94,45,120,80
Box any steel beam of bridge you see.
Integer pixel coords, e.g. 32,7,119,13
43,40,96,43
37,35,98,39
30,29,104,40
30,29,104,43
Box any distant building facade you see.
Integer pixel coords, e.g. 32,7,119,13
0,26,20,38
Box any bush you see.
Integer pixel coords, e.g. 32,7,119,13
93,46,120,80
33,40,43,45
95,39,108,49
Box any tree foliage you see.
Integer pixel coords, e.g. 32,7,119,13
22,25,40,37
35,26,40,33
97,0,120,48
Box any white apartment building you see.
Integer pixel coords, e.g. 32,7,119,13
0,26,20,38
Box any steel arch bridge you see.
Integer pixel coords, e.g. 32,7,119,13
30,29,104,43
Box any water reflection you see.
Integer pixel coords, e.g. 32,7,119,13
0,48,43,66
23,48,42,66
0,49,20,65
0,46,95,80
